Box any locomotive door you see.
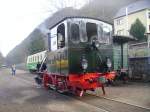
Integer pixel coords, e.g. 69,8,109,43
57,23,66,75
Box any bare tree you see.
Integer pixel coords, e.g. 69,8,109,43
46,0,90,13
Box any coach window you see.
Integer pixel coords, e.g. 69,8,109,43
37,56,39,62
71,23,80,44
86,23,98,42
57,24,65,49
40,55,42,61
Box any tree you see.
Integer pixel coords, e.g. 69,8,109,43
130,18,146,41
28,37,46,55
28,29,46,55
0,52,4,66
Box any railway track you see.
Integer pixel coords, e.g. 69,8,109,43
74,94,150,112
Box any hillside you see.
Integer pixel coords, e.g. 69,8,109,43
0,52,4,66
6,0,141,65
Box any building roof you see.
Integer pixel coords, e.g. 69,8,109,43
114,0,150,18
113,35,136,44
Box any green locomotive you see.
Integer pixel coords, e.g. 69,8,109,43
27,17,130,96
47,17,113,75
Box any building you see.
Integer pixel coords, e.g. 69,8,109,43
114,0,150,81
114,0,150,36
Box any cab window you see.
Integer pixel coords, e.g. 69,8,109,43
80,21,88,42
103,26,111,44
57,24,65,49
98,25,111,44
50,27,57,51
71,23,80,44
86,23,98,42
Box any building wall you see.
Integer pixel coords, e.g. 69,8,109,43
113,43,128,70
128,42,150,81
147,9,150,33
129,42,149,58
114,9,149,36
114,16,127,35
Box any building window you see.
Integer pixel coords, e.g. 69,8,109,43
117,30,120,35
116,18,123,25
117,30,124,35
117,30,123,35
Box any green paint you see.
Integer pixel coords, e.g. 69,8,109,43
113,43,128,70
26,62,38,70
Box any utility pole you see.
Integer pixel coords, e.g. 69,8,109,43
125,7,129,36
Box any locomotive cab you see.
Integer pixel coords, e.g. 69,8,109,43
67,18,113,74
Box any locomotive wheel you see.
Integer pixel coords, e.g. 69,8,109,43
43,74,49,90
56,82,68,94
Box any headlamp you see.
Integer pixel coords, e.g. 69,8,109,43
107,58,112,68
81,58,88,70
91,37,99,49
95,41,99,48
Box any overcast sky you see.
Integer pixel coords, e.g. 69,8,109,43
0,0,89,57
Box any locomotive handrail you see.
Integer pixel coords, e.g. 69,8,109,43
39,55,47,72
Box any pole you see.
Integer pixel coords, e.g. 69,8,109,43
48,33,51,51
121,43,124,68
126,7,128,35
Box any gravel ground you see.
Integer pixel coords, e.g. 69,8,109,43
0,68,107,112
0,68,150,112
87,81,150,109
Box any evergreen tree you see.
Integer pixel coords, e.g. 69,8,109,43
28,29,46,55
28,36,46,55
130,18,146,41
